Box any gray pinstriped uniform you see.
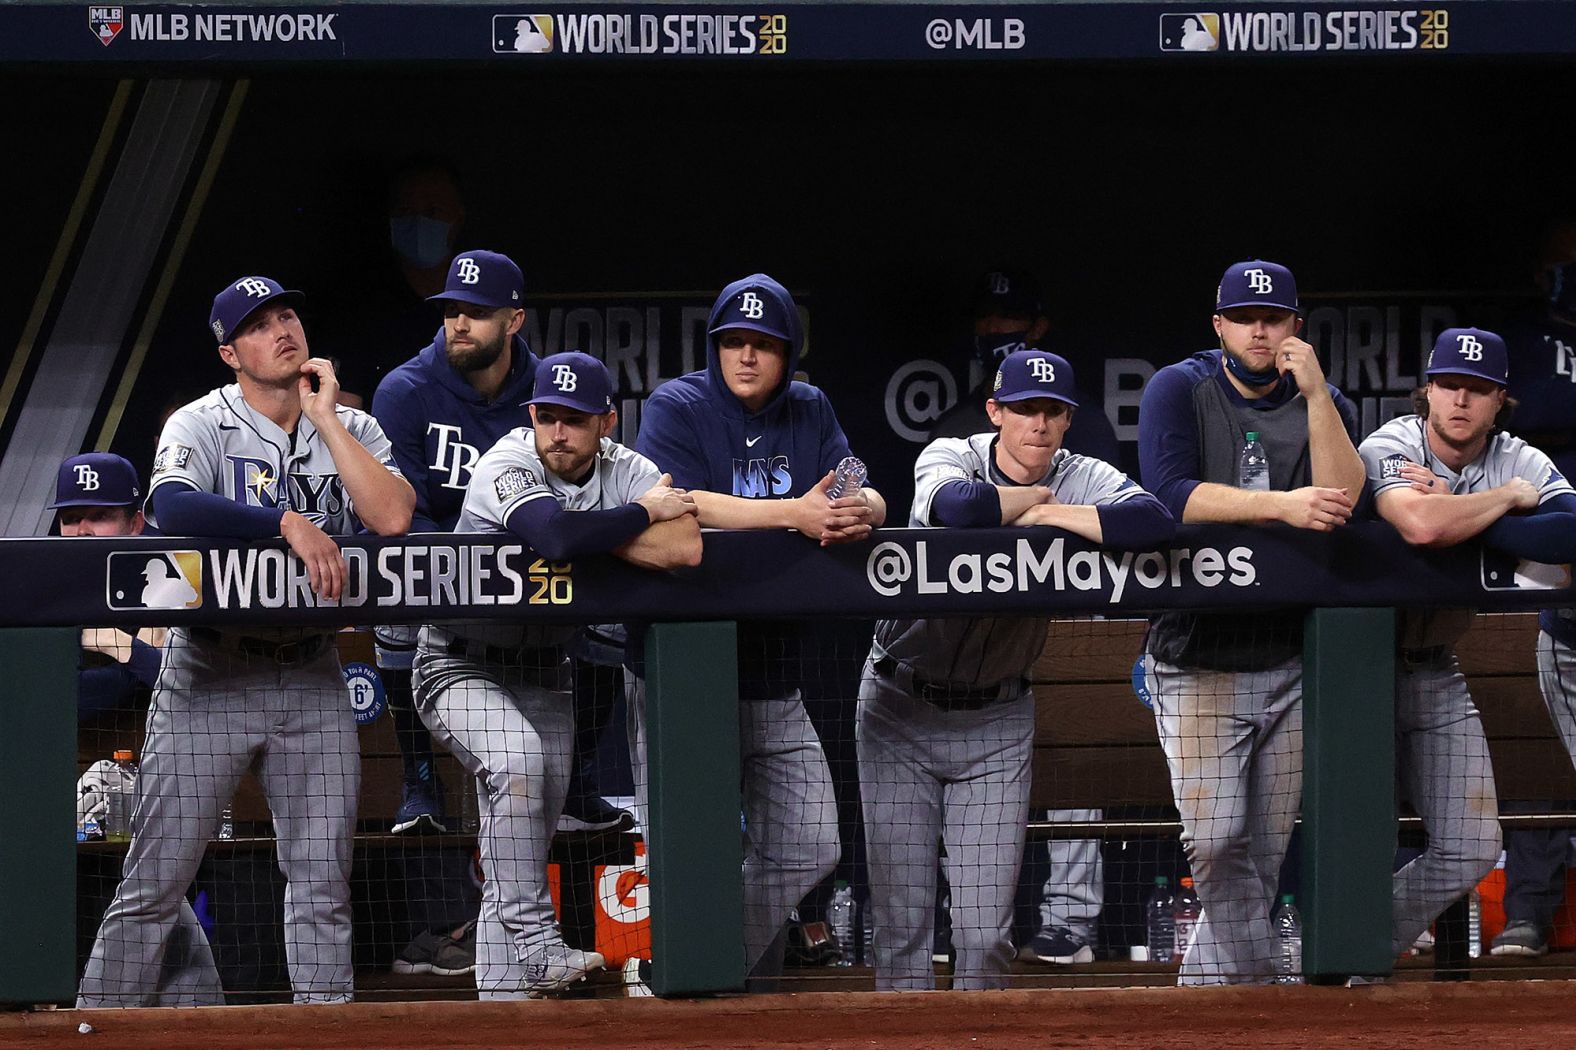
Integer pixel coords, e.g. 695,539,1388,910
1361,416,1574,954
412,432,657,999
79,386,402,1007
859,436,1149,990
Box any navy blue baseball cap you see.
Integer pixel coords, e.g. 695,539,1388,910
1215,260,1299,314
708,285,792,342
974,269,1043,318
991,349,1079,407
50,452,141,509
530,352,614,415
1426,327,1509,387
209,276,304,344
427,250,524,310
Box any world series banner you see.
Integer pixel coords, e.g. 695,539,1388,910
3,522,1571,629
5,2,1576,65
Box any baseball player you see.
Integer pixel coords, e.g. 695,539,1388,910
1494,221,1576,956
861,350,1173,990
371,249,538,838
52,453,220,1006
632,273,886,986
1359,326,1576,958
411,352,700,999
78,276,414,1007
926,270,1115,965
1137,260,1366,985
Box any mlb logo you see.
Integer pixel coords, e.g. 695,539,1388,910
493,14,554,53
106,551,203,611
1158,13,1219,52
88,6,124,46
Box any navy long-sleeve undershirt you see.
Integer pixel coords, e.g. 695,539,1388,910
503,498,650,562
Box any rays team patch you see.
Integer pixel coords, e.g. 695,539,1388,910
153,445,193,475
106,551,203,610
1379,454,1410,480
494,466,537,502
342,662,387,725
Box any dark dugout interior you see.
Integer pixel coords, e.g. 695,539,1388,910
3,58,1571,501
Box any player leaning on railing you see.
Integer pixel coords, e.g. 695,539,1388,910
78,277,413,1008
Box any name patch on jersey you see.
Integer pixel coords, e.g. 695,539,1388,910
1380,454,1411,480
494,466,537,502
153,445,193,475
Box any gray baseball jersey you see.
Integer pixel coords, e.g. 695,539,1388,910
1361,415,1575,647
448,430,659,650
872,435,1150,686
148,383,400,533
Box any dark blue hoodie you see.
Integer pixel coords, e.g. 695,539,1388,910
637,274,852,498
635,274,857,697
372,326,538,532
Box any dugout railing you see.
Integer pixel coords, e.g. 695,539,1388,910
2,522,1573,1003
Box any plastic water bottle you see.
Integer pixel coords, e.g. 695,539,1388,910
1239,432,1270,491
1173,876,1201,963
218,802,235,842
827,456,867,500
105,749,138,843
1272,893,1303,984
1145,876,1176,963
1468,889,1482,959
828,880,856,966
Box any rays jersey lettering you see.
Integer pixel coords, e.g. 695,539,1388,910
227,455,347,518
429,423,481,491
732,455,792,497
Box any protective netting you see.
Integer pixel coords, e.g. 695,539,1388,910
70,609,1576,1002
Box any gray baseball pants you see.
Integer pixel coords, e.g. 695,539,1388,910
624,672,838,976
1151,657,1302,986
79,629,357,1006
1036,809,1104,942
1390,651,1501,956
412,634,575,1000
857,665,1033,991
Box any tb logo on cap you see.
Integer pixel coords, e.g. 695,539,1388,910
740,292,765,320
1457,333,1484,361
988,272,1011,295
1245,268,1273,294
1029,358,1057,383
74,465,101,491
551,364,578,391
236,278,272,298
456,258,481,285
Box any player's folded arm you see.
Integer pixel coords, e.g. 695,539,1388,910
1482,492,1576,562
1096,492,1176,550
151,481,286,538
504,496,651,562
930,479,1001,528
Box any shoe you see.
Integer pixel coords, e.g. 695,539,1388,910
1018,928,1095,965
392,779,448,834
1410,928,1435,955
622,957,653,998
1491,920,1549,957
392,927,445,975
520,942,606,996
430,920,478,976
785,920,839,967
932,923,954,965
557,795,635,834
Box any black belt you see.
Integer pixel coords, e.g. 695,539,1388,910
190,627,330,665
872,655,1023,711
1399,644,1450,667
445,638,562,667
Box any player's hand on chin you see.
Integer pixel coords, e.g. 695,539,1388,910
1275,486,1352,531
637,474,699,523
281,509,348,601
298,358,342,429
1276,337,1329,399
